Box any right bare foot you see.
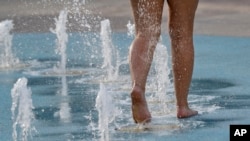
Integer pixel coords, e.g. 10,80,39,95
177,106,198,118
131,86,151,124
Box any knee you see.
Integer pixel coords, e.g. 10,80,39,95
169,25,193,44
136,28,161,45
169,25,184,40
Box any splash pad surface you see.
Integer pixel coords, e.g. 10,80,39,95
0,32,250,141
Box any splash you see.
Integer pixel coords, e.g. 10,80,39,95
153,42,174,114
11,77,35,141
126,20,135,38
51,10,68,74
59,76,71,123
0,20,20,69
100,19,120,81
95,83,117,141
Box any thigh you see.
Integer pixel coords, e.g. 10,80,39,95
167,0,199,38
130,0,165,36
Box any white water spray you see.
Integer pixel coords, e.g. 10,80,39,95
153,42,174,113
0,20,19,68
51,10,68,74
95,83,117,141
11,77,35,141
56,76,71,123
126,21,135,38
100,19,120,81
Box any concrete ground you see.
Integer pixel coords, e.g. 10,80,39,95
0,0,250,36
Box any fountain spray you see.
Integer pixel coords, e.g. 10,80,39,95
100,19,120,81
0,20,19,68
95,83,117,141
11,77,35,141
51,10,68,74
154,42,173,113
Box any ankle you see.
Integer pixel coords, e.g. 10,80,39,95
131,84,145,99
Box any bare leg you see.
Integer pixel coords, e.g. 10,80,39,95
167,0,199,118
129,0,164,123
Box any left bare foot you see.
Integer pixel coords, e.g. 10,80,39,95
131,86,151,123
